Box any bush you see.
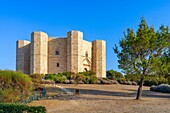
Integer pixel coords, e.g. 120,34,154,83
45,74,56,80
0,70,32,103
54,76,67,83
84,76,97,84
71,74,85,85
0,103,46,113
45,74,67,83
117,78,126,84
30,74,45,90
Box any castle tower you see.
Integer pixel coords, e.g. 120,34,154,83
30,32,48,75
67,30,83,73
92,40,106,78
16,40,30,74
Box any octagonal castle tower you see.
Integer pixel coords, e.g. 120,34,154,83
16,30,106,78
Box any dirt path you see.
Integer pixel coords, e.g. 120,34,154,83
28,84,170,113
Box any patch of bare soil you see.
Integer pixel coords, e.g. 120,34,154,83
28,84,170,113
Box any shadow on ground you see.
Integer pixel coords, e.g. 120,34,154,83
66,88,170,99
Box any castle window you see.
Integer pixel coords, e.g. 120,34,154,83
85,51,88,57
57,63,59,67
55,50,59,55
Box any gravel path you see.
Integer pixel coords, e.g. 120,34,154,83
29,84,170,113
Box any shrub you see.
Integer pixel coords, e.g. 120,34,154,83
0,70,32,103
54,76,67,83
117,78,126,84
71,74,85,85
0,103,46,113
30,74,45,90
45,74,56,80
84,76,97,84
61,72,74,80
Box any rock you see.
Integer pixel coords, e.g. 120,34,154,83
126,81,132,85
78,81,84,84
109,80,119,84
96,80,101,84
70,79,76,84
41,79,55,84
64,80,70,84
150,84,170,93
132,81,138,85
100,79,111,84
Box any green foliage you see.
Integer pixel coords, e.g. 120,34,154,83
45,74,56,80
114,18,169,76
0,103,46,113
0,70,32,103
71,73,85,85
45,74,67,83
84,75,97,84
144,75,168,86
124,74,140,82
54,76,67,83
117,78,126,84
106,70,123,80
79,71,97,84
61,72,74,80
114,17,170,99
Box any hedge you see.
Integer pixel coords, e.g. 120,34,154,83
0,103,46,113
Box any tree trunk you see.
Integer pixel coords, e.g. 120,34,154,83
136,77,144,100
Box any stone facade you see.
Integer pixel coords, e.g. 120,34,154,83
16,30,106,78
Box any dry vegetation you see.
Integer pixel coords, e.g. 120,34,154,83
28,84,170,113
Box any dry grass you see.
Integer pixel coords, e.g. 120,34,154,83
28,84,170,113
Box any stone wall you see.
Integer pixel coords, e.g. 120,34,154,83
16,30,106,78
67,30,83,73
48,38,67,74
79,40,92,72
16,40,30,74
92,40,106,78
30,32,48,75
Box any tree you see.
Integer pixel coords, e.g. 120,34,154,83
114,17,170,99
106,69,123,80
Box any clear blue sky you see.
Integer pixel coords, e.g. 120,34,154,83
0,0,170,73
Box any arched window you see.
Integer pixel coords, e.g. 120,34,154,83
84,68,88,72
85,51,88,57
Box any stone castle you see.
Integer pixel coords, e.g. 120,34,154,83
16,30,106,78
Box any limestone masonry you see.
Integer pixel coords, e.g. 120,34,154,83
16,30,106,78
